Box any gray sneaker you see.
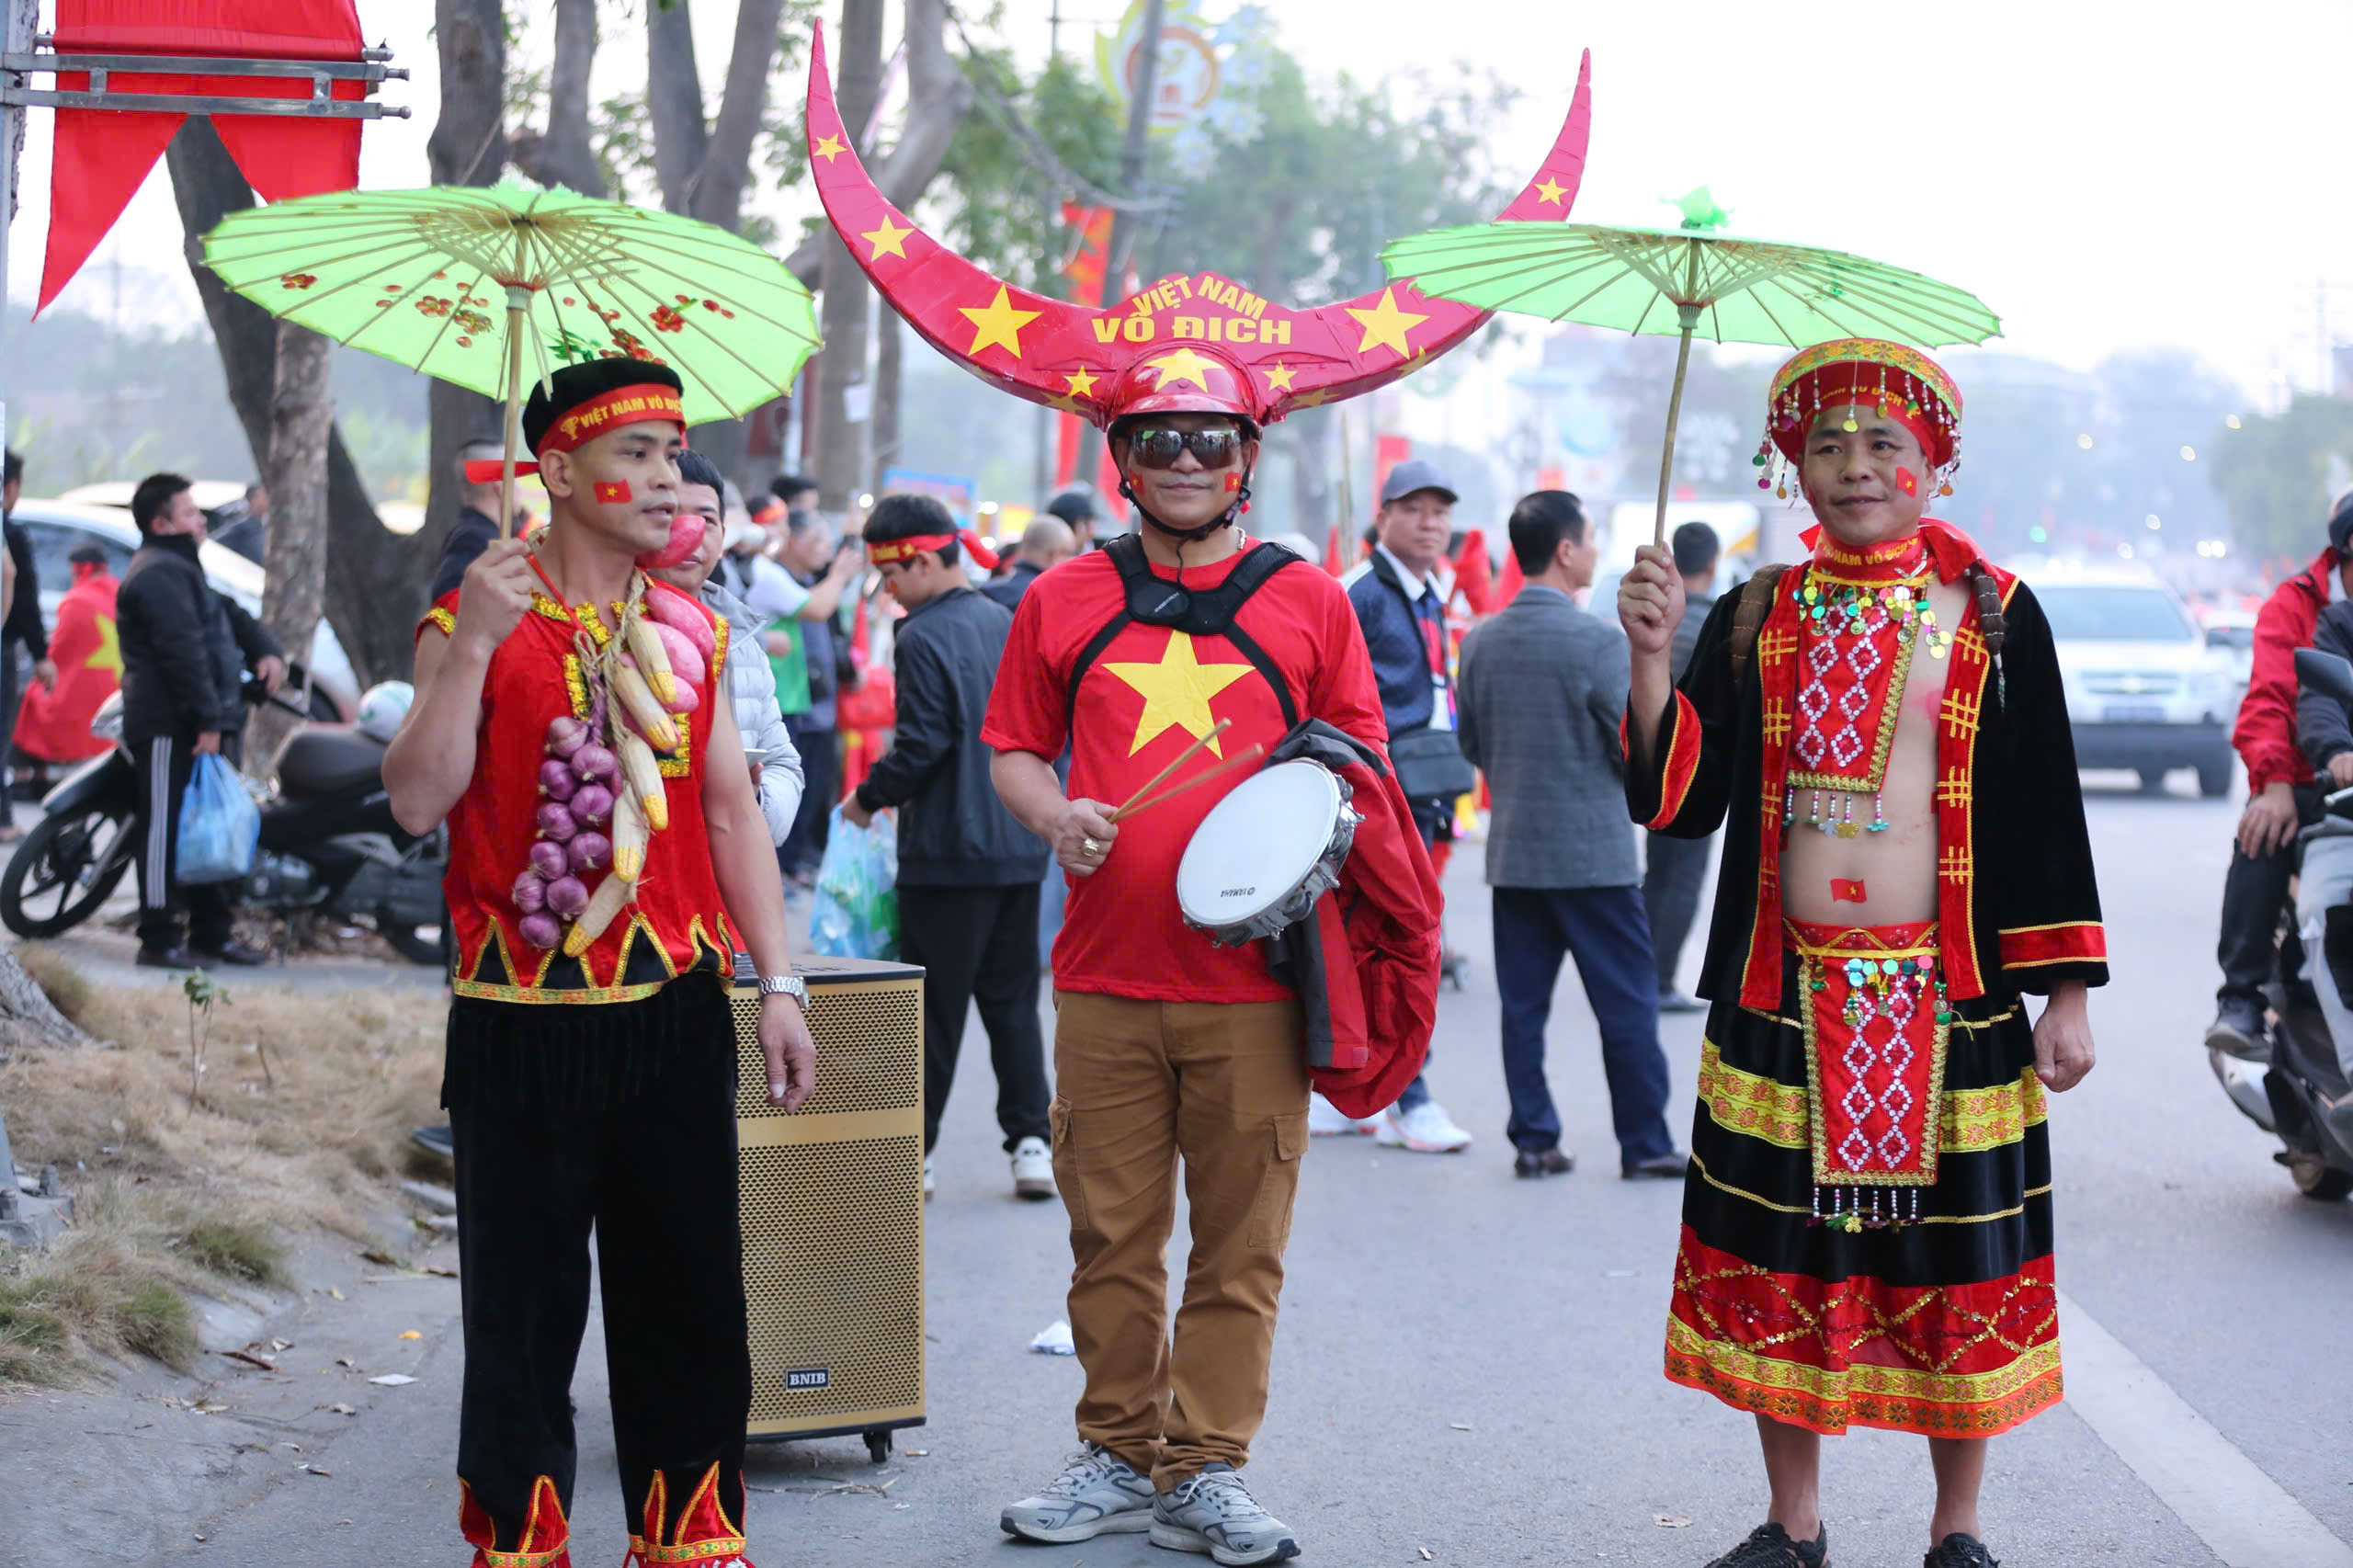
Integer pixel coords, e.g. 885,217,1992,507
1149,1464,1301,1564
1000,1444,1155,1544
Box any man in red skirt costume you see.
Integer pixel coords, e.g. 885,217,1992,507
1619,340,2105,1568
386,358,816,1568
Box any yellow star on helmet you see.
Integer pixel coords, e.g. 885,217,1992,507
1105,631,1256,756
1145,347,1221,391
1346,288,1430,358
813,134,848,163
1534,176,1567,205
1263,362,1297,393
860,215,914,260
1064,367,1099,396
961,285,1042,358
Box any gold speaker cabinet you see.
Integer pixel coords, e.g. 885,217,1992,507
731,953,926,1461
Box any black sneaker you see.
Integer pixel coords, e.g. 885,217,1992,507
193,939,269,967
1624,1150,1691,1180
1923,1532,1998,1568
1514,1146,1574,1178
1704,1522,1827,1568
135,945,195,969
2204,996,2268,1061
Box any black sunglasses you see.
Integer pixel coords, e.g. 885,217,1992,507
1125,427,1245,470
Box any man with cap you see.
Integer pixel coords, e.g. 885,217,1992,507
428,437,515,604
1621,339,2103,1568
1044,486,1105,548
385,358,816,1568
1336,455,1476,1155
2206,486,2353,1060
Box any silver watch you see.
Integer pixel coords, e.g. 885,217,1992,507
757,973,806,1002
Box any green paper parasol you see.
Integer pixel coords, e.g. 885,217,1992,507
202,181,822,536
1381,187,2000,544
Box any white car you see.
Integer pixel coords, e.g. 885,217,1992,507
8,497,357,715
2034,567,2238,797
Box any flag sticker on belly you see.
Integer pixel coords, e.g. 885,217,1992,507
1832,879,1867,903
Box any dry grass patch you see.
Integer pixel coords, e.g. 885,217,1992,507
0,948,446,1385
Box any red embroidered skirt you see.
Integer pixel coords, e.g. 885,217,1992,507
1666,921,2061,1437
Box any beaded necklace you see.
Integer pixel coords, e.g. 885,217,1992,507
1781,535,1950,837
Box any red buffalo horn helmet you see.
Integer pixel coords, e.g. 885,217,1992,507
804,24,1592,432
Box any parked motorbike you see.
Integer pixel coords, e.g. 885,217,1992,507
2208,647,2353,1200
0,671,447,963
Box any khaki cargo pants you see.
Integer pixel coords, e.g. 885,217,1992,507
1049,991,1310,1491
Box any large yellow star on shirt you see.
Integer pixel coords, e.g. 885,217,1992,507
961,284,1041,358
1345,287,1429,358
1104,631,1255,757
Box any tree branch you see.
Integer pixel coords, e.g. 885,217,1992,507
511,0,605,197
688,0,789,230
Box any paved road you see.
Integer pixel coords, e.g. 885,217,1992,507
15,778,2353,1567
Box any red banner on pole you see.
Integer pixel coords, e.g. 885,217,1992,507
1053,202,1115,489
39,0,368,314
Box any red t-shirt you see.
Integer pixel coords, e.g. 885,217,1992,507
981,541,1388,1002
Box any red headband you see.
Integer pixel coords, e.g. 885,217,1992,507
462,383,688,483
866,533,958,565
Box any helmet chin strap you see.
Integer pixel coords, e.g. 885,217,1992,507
1120,465,1255,546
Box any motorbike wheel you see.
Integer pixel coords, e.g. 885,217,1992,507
0,803,136,938
2289,1152,2353,1202
376,909,448,968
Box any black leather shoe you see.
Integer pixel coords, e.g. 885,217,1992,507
1704,1522,1828,1568
1623,1150,1691,1180
1658,989,1707,1015
193,940,269,967
134,945,195,969
1513,1146,1574,1178
1923,1532,1997,1568
2204,996,2268,1061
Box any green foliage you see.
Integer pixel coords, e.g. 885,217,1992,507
179,1217,288,1287
1139,59,1521,305
933,52,1127,294
2210,395,2353,563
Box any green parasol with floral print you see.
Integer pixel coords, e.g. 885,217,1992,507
200,181,821,535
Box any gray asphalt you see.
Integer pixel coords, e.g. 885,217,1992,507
16,778,2353,1567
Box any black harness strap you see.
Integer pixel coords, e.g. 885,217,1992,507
1064,536,1303,732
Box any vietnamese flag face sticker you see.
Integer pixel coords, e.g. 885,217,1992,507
1895,467,1919,498
1224,472,1243,492
595,481,634,505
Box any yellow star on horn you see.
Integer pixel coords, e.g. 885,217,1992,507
1145,346,1220,391
960,285,1042,358
1064,367,1099,397
1534,176,1568,205
813,133,848,163
1263,361,1296,393
860,215,914,260
1346,288,1429,358
1105,631,1256,756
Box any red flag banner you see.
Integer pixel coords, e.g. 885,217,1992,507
1054,203,1115,489
40,0,367,313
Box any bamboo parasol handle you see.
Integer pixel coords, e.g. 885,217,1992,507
1653,288,1706,551
497,285,530,540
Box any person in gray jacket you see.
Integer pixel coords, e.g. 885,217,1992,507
655,453,803,844
1456,491,1683,1180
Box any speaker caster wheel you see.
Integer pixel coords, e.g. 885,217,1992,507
865,1429,892,1463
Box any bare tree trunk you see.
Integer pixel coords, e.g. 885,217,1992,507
509,0,605,197
246,323,333,773
645,1,707,214
871,307,902,493
814,0,885,516
164,120,411,686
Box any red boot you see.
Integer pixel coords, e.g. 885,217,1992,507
625,1465,754,1567
458,1475,573,1568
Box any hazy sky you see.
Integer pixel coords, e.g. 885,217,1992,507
8,0,2347,410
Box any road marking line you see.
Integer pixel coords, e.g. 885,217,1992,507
2060,1290,2353,1567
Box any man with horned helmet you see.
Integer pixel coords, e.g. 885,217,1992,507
796,24,1599,1565
385,358,815,1568
1619,340,2105,1568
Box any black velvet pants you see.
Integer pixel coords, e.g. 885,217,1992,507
444,974,751,1550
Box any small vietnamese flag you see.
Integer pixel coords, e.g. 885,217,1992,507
595,481,633,504
1895,468,1918,498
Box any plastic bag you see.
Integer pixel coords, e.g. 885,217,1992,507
176,752,260,884
809,804,898,960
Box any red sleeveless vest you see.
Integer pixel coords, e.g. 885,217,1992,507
419,585,734,1004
